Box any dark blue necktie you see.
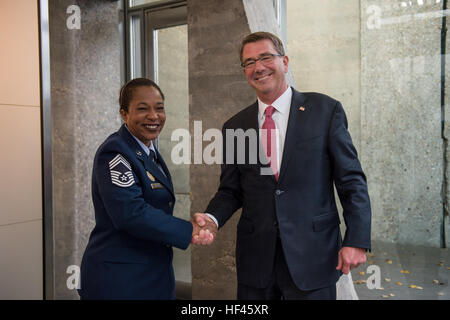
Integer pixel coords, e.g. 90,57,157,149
150,149,166,176
149,149,157,163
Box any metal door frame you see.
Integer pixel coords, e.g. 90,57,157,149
124,0,187,82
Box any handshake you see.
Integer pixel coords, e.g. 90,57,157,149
190,213,218,246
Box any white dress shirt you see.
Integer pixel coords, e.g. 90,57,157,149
124,124,156,157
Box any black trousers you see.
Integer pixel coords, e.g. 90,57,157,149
237,237,336,300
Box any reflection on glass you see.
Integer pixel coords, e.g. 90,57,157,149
273,0,281,31
273,0,286,51
129,0,162,7
129,15,141,79
155,24,190,284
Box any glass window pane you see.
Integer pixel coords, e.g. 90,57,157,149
156,24,189,196
287,0,447,300
155,24,190,284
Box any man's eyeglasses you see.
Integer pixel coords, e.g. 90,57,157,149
241,53,283,69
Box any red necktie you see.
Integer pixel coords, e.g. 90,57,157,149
261,106,278,180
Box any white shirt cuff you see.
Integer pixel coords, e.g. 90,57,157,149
205,213,219,228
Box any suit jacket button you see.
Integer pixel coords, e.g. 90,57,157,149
275,189,282,196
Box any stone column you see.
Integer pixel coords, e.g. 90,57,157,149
188,0,255,299
49,0,122,299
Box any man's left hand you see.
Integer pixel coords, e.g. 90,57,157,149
336,246,367,274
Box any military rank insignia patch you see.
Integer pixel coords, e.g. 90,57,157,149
109,154,135,187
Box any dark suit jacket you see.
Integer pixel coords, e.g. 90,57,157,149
206,88,371,291
79,124,192,300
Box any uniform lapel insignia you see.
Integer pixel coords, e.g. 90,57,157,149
146,171,156,182
109,154,135,187
136,150,142,156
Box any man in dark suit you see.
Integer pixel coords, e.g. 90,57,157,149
194,32,371,300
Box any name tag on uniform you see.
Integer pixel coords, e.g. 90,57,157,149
151,182,163,189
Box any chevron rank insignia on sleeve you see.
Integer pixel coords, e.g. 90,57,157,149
109,154,135,187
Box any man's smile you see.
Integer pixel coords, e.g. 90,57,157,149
254,72,273,82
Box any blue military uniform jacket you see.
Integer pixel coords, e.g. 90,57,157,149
79,124,193,300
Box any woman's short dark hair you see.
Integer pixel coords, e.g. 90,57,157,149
239,31,286,63
119,78,165,112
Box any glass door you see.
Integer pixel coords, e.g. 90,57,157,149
127,1,190,298
146,5,190,294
